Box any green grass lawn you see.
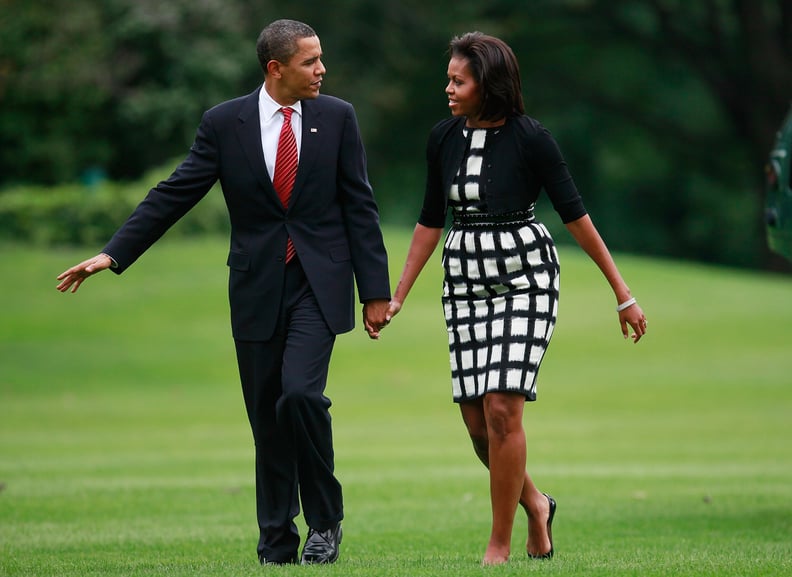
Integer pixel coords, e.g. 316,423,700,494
1,229,791,576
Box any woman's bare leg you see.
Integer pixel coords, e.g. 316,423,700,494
460,396,552,561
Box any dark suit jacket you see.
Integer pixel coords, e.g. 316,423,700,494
103,87,390,341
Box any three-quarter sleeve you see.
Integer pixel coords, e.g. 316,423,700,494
528,123,587,223
418,121,452,228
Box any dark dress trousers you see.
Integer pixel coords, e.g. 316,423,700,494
102,87,390,561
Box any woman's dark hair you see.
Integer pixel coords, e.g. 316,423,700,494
449,31,524,122
257,19,317,74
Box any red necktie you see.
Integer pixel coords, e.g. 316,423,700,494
273,107,297,263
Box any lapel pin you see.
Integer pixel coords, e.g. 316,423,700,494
310,128,318,133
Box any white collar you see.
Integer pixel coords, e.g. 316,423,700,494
259,84,302,122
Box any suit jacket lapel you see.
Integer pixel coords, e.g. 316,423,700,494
237,87,274,193
290,98,323,207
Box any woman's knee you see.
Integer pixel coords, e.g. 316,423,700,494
483,394,524,438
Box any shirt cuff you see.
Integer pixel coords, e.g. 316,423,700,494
100,253,118,269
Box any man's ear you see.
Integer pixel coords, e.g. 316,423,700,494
266,60,282,79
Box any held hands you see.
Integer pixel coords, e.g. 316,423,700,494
362,299,391,340
56,254,112,293
361,299,403,340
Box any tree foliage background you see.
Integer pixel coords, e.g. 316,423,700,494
1,0,790,270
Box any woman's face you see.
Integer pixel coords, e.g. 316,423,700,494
445,56,481,121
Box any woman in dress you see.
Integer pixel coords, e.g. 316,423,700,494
387,31,647,565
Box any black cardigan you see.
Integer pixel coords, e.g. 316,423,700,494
418,115,587,228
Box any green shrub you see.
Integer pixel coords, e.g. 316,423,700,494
0,161,229,246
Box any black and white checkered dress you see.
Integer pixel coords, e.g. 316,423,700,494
443,128,560,402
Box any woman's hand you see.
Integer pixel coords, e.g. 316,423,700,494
386,299,402,322
619,302,647,343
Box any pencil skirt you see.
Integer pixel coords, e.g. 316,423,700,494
442,220,560,402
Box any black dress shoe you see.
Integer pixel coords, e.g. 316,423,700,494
300,522,342,564
528,493,556,559
259,553,298,565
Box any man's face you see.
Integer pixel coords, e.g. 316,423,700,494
273,36,326,103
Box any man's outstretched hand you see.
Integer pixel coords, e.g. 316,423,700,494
56,254,112,293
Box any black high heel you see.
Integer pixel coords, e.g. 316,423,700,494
528,493,556,559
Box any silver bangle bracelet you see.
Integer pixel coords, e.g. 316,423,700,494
616,297,637,312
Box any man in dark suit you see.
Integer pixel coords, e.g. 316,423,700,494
56,19,390,566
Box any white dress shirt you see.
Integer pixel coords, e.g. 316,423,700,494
258,85,302,180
